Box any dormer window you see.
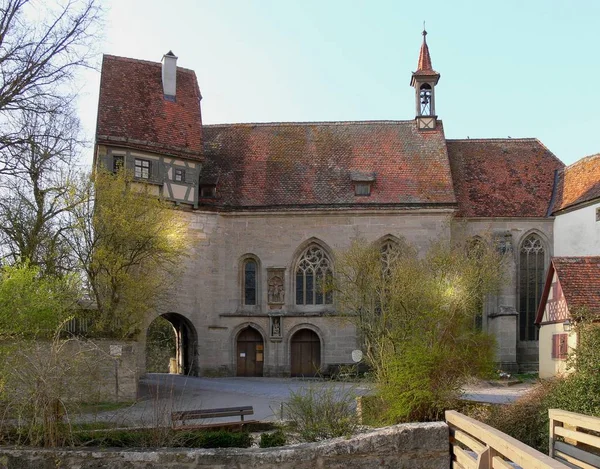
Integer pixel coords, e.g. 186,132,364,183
200,185,216,198
355,183,371,196
350,171,375,197
134,158,151,179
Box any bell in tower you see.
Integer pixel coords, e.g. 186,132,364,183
410,27,440,130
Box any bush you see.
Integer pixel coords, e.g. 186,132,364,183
259,429,287,448
481,380,557,453
284,385,358,442
69,428,253,448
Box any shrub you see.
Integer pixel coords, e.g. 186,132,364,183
284,385,358,442
259,429,287,448
70,429,253,448
481,380,558,453
335,237,502,424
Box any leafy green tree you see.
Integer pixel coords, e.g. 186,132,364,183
66,169,189,337
335,237,504,422
0,262,78,339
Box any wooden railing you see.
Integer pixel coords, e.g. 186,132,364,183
549,409,600,469
446,410,569,469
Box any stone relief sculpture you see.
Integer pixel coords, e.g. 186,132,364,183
271,316,281,337
267,269,285,305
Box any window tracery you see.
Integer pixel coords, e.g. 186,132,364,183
519,234,545,341
380,239,400,276
295,245,333,305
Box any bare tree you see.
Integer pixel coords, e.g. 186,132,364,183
0,0,101,175
0,108,86,272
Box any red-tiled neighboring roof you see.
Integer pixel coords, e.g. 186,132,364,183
535,257,600,323
96,55,203,160
199,121,457,209
552,153,600,213
447,139,564,217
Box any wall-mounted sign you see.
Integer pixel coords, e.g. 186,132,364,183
240,352,246,358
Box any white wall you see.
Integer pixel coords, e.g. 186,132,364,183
554,201,600,256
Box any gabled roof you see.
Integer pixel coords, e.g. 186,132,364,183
447,139,564,217
552,153,600,213
535,257,600,324
96,55,203,160
199,121,457,210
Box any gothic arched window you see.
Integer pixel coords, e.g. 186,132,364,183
295,245,333,305
380,239,400,276
243,259,257,306
519,234,545,341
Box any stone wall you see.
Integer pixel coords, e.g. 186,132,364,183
452,218,554,371
0,422,449,469
167,209,453,376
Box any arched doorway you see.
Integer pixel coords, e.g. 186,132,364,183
290,329,321,377
236,327,264,377
146,313,198,376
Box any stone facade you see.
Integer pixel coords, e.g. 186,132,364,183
170,209,455,376
0,421,449,469
95,38,567,377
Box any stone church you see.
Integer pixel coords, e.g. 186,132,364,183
94,33,564,376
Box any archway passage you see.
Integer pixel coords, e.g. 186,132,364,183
146,313,198,376
236,327,264,377
290,329,321,377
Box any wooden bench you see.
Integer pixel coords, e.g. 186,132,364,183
171,406,254,429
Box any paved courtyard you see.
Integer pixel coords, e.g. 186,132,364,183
87,374,534,427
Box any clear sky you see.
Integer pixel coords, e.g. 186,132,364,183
77,0,600,166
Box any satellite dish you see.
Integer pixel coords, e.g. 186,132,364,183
351,350,363,363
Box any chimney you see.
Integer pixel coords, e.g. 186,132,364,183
162,51,178,100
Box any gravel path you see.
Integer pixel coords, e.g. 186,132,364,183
81,374,535,427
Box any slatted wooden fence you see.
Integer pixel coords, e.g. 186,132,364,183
446,410,569,469
549,409,600,469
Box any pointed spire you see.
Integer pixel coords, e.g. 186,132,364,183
417,27,433,71
410,25,440,86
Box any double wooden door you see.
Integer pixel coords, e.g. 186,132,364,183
290,329,321,377
236,327,264,377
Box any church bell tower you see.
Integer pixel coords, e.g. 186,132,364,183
410,28,440,130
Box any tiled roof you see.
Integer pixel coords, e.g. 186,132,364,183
536,257,600,323
96,55,203,160
552,153,600,213
447,139,564,217
412,32,439,78
199,121,457,209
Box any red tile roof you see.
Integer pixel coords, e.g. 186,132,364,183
199,121,457,209
552,153,600,213
536,257,600,323
96,55,203,160
412,32,439,79
447,139,564,217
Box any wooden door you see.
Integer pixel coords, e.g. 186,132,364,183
290,329,321,377
236,327,264,377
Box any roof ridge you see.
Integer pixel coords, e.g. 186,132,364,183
565,152,600,170
203,119,425,128
553,256,600,261
447,137,539,143
102,54,196,74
